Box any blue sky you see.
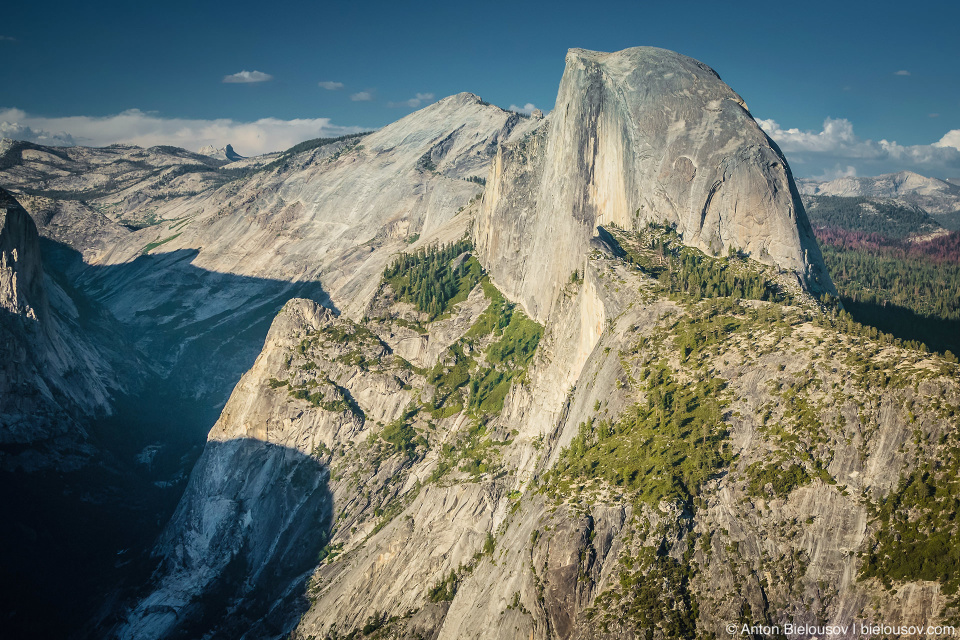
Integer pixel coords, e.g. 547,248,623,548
2,0,959,178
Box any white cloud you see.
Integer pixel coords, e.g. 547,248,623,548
934,130,960,150
387,92,435,108
350,91,373,101
0,36,16,42
894,70,911,76
0,114,76,145
319,81,344,90
222,70,273,84
508,103,537,116
812,164,858,181
0,107,366,156
758,117,960,178
756,117,865,154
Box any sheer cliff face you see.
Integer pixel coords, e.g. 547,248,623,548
1,188,48,322
0,188,124,470
477,47,833,322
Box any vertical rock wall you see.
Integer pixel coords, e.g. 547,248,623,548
476,47,834,324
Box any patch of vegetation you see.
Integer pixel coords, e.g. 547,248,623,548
427,569,459,602
745,462,811,498
547,363,730,508
462,279,543,415
381,406,427,459
256,132,371,175
588,547,697,638
673,313,742,362
607,223,791,303
424,344,470,416
417,152,437,173
142,232,182,254
383,239,483,320
812,305,936,356
862,463,960,595
317,542,343,564
420,276,543,419
430,421,497,481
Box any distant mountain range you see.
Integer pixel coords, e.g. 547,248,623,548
798,170,960,231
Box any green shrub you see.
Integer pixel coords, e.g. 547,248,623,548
548,364,730,507
383,239,482,320
745,462,811,498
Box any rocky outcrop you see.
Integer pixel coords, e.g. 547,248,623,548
198,143,244,162
1,188,48,320
476,47,834,323
0,188,125,470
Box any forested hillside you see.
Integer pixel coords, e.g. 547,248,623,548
803,195,943,238
814,226,960,357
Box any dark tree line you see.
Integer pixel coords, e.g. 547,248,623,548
816,228,960,321
383,239,481,319
815,227,960,355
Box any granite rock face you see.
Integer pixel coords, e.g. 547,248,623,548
7,47,955,640
198,143,245,162
0,188,126,470
476,47,834,322
2,95,539,404
1,188,47,321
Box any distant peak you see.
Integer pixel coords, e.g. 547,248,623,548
224,144,244,161
199,144,244,162
437,92,485,107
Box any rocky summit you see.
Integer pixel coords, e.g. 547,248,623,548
2,47,959,640
477,47,834,323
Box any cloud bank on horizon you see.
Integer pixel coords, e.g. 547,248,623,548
0,108,365,156
757,117,960,180
2,105,959,180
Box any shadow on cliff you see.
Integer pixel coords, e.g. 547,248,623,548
2,238,339,639
100,438,334,640
839,297,960,357
40,237,339,413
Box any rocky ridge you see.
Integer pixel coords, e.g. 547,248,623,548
107,48,960,640
798,171,960,224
